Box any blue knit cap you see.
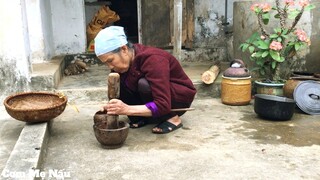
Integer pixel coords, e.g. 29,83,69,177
94,26,128,56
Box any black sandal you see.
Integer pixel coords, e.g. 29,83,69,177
152,121,183,134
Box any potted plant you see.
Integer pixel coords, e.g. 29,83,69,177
239,0,315,96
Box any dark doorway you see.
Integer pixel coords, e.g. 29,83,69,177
109,0,138,43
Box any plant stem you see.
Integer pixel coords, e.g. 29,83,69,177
273,64,281,81
275,0,286,29
288,8,304,34
258,14,269,37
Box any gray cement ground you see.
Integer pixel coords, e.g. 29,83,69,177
1,62,320,179
40,98,319,179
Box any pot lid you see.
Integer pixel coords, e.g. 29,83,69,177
293,81,320,115
223,67,250,77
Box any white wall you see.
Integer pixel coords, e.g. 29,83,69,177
0,0,32,78
194,0,236,48
50,0,87,55
0,0,32,100
40,0,54,62
25,0,48,63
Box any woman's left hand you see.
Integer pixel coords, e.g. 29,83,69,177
103,99,129,115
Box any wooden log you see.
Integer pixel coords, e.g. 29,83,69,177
201,64,220,84
106,73,120,129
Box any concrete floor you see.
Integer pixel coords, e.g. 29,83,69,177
40,98,320,179
1,62,320,179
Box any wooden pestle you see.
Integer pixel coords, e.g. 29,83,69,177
106,73,120,129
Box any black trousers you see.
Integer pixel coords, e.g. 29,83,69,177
120,78,191,123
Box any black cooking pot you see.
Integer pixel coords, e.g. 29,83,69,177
254,94,296,120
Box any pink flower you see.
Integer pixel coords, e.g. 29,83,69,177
295,29,308,42
299,0,310,7
298,35,307,41
260,35,266,40
269,41,283,51
285,0,295,6
250,3,271,13
260,3,272,12
250,4,260,11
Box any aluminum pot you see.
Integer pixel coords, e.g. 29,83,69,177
254,94,296,120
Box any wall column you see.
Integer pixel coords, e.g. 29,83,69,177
0,0,32,101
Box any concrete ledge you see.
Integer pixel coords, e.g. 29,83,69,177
1,122,50,180
30,56,65,91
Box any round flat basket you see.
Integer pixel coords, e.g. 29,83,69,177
3,92,68,123
293,81,320,115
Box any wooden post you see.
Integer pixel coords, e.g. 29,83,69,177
106,73,120,129
173,0,183,60
137,0,142,44
201,62,221,85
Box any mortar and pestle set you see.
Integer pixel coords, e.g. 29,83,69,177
93,73,129,149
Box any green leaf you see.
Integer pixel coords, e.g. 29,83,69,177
288,10,300,19
277,37,282,42
295,43,301,51
282,28,289,35
262,51,269,58
249,46,255,53
255,51,263,57
257,41,269,50
280,57,285,62
269,34,278,38
241,43,250,51
274,28,281,33
262,13,270,25
287,41,295,46
248,32,260,42
252,53,258,58
274,13,280,19
305,4,316,11
270,50,281,61
271,61,277,69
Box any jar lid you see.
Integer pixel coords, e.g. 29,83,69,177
293,80,320,115
223,67,250,78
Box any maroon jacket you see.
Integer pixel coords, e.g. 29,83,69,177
122,44,196,117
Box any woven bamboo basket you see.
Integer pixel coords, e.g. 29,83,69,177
3,92,68,123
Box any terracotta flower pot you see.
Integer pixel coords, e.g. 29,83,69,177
254,80,284,96
283,78,301,99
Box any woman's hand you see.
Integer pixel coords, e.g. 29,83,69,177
101,99,153,117
103,99,130,115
